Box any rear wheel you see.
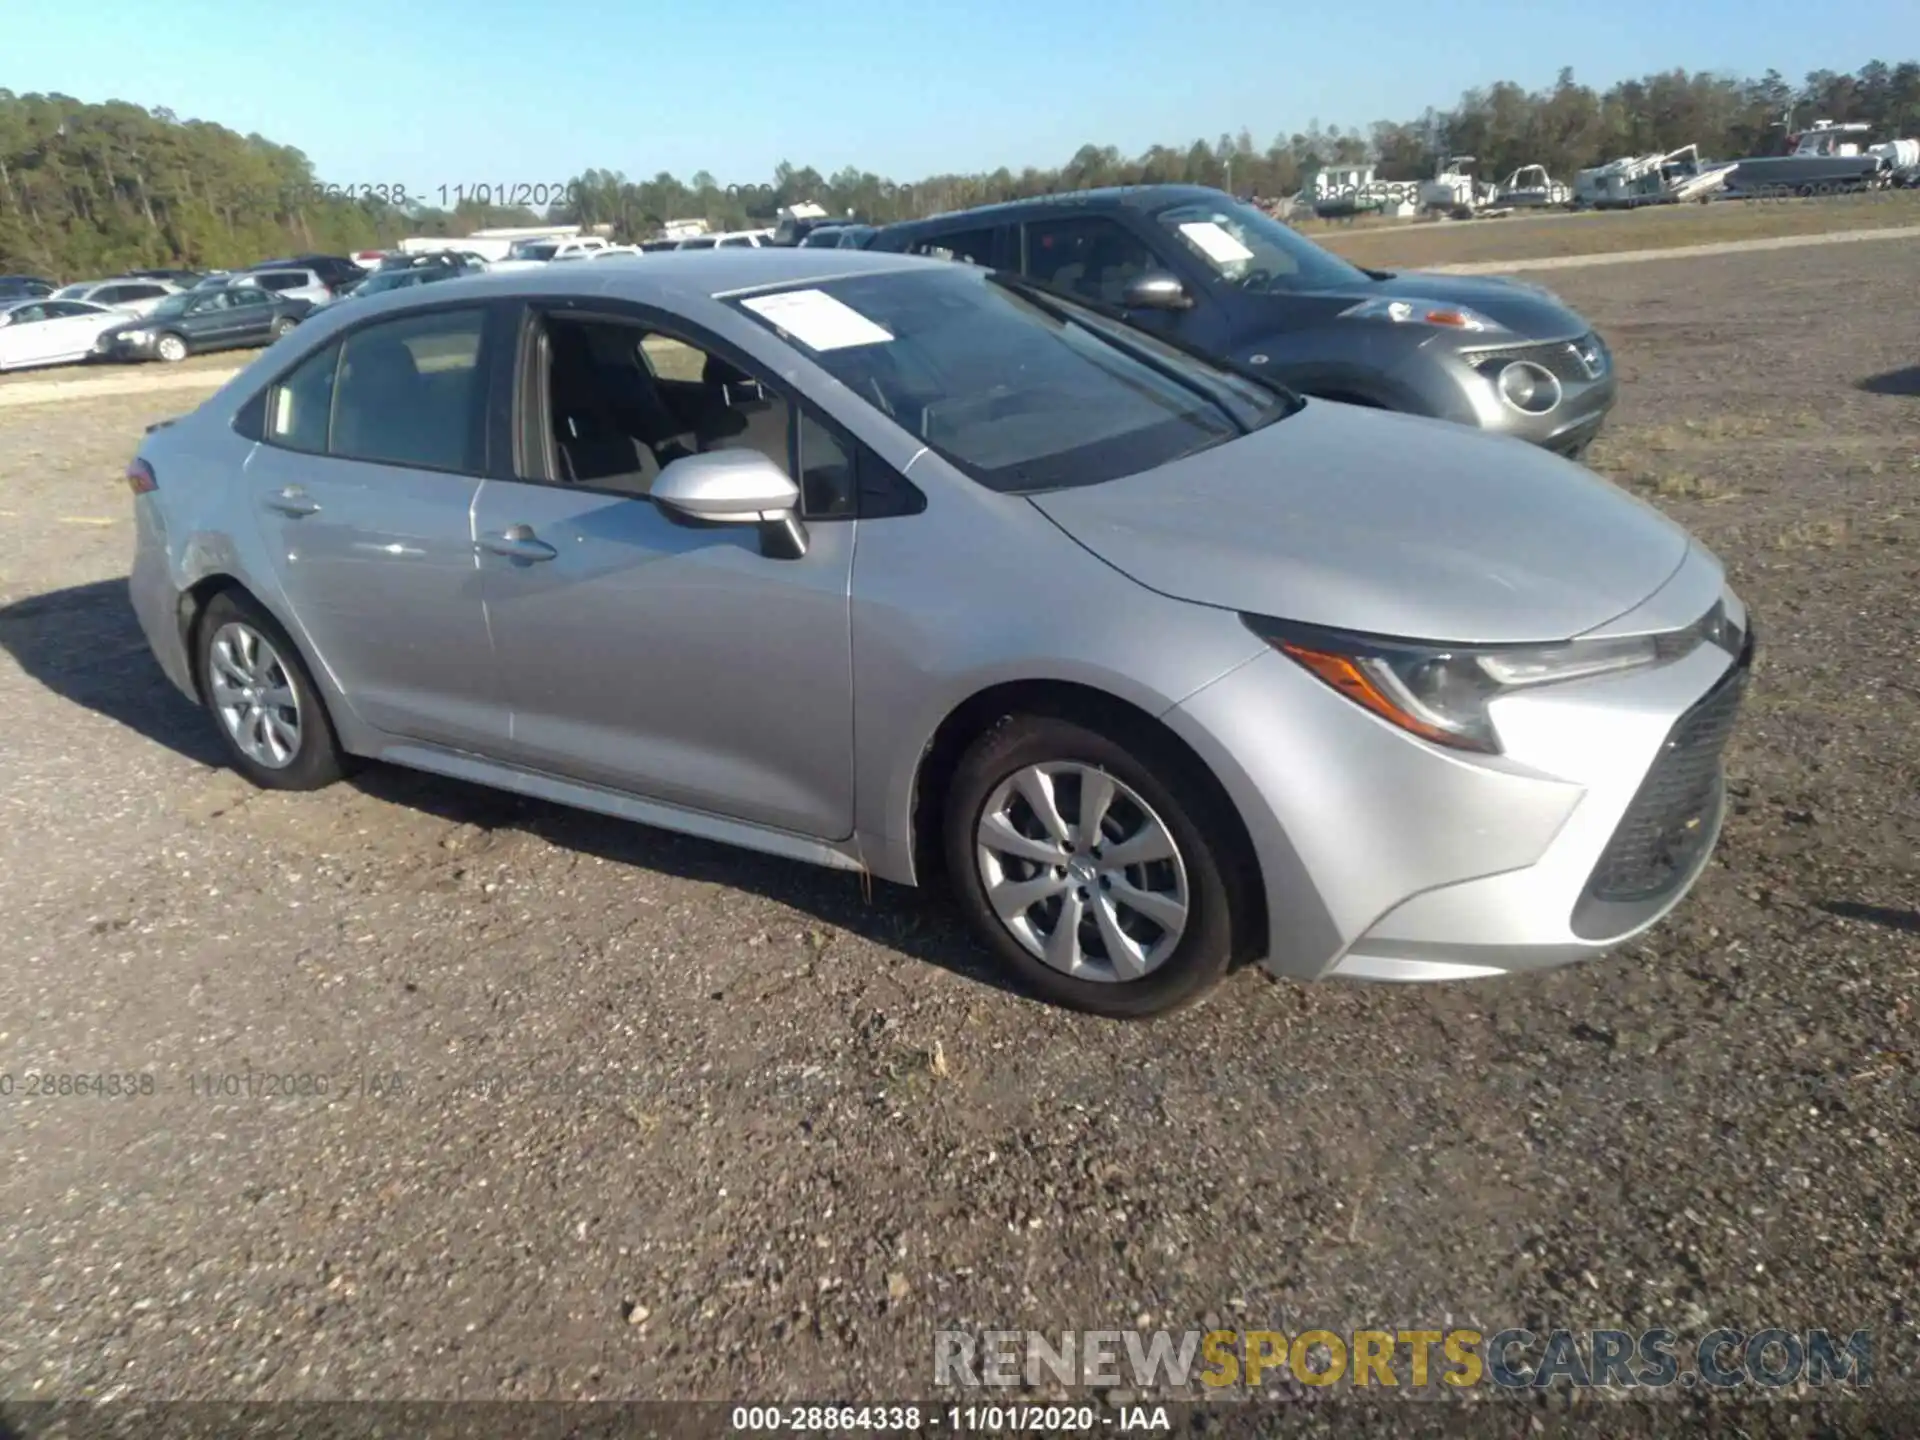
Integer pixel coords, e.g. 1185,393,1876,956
155,333,188,363
944,715,1241,1018
198,590,345,791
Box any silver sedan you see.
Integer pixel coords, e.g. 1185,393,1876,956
126,249,1752,1018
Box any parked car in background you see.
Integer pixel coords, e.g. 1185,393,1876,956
191,271,235,290
248,254,369,294
0,276,57,300
868,185,1616,458
770,212,854,246
489,236,611,273
797,226,850,248
233,267,332,306
315,265,466,308
126,268,205,286
0,298,127,370
127,249,1748,1019
99,285,309,363
376,251,486,275
50,277,185,317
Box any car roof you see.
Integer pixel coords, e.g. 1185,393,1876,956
879,183,1230,234
465,245,936,298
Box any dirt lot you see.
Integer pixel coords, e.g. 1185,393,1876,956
0,240,1916,1427
1310,190,1920,268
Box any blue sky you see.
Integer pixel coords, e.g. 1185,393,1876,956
5,0,1908,194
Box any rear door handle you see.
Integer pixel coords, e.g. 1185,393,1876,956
266,486,320,517
479,523,557,562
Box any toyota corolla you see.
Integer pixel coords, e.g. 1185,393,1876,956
126,249,1751,1018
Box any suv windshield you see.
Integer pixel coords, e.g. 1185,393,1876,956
728,265,1296,493
1153,197,1369,293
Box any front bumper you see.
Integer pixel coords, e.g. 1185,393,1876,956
1164,583,1751,983
1415,330,1618,454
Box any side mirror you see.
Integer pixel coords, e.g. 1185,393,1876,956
1121,272,1194,312
651,450,808,558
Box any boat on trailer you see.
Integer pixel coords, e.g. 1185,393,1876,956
1575,144,1738,209
1721,121,1899,195
1491,164,1571,209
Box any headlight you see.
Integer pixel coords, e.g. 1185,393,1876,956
1242,609,1743,754
122,329,152,343
1337,297,1508,334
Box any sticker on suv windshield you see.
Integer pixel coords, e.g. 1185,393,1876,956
741,289,893,351
1177,221,1255,264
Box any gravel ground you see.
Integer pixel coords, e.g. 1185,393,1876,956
0,241,1915,1427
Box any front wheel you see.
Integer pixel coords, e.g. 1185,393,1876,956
154,333,188,363
944,715,1242,1018
269,316,297,340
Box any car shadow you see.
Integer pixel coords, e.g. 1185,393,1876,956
0,578,1021,1001
1855,364,1920,397
1818,899,1920,935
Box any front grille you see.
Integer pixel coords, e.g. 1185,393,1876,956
1581,641,1751,905
1467,333,1608,385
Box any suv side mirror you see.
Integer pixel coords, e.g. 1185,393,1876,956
652,450,808,558
1121,272,1194,312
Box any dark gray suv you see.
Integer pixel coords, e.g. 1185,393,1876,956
868,185,1615,457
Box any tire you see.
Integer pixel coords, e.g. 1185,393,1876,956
269,316,297,340
197,589,346,791
944,714,1242,1019
155,333,188,363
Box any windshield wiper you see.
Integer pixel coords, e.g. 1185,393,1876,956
987,271,1263,436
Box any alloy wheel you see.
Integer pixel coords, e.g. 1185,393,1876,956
975,761,1190,983
207,621,302,769
156,335,186,362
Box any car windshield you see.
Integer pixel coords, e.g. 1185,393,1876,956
52,284,93,299
1152,197,1369,293
508,241,560,261
147,293,195,318
728,265,1296,493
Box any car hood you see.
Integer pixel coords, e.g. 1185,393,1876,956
1029,401,1692,644
1283,268,1589,338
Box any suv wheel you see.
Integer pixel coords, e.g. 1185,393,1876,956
944,715,1240,1018
198,590,346,791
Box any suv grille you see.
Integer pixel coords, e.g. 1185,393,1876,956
1582,637,1751,906
1469,333,1609,386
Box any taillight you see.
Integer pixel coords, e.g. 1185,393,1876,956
126,457,158,495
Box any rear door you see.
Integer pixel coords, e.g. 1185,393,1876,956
0,303,60,365
242,301,511,749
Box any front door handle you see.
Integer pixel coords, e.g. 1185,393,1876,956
266,486,320,517
480,523,558,562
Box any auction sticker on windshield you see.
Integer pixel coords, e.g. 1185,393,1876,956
740,289,893,351
1178,221,1255,264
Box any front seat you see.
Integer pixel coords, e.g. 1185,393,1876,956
693,355,787,463
1080,235,1143,306
547,324,658,489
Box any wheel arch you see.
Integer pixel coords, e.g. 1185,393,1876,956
906,678,1269,966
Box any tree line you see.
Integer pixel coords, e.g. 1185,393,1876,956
5,61,1917,279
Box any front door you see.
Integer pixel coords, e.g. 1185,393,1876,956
472,314,857,840
223,286,277,346
245,302,509,750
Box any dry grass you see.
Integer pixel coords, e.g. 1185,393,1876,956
1310,191,1920,269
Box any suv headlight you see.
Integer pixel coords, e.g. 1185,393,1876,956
1242,607,1742,753
1337,297,1508,334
